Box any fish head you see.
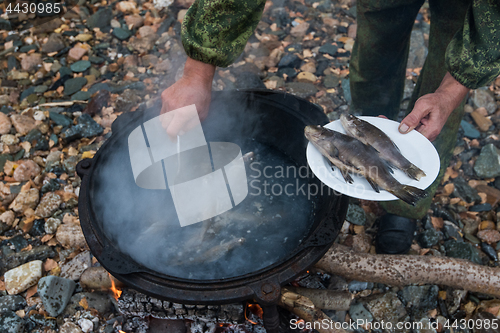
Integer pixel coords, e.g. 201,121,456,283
304,125,339,156
340,113,361,129
304,125,327,141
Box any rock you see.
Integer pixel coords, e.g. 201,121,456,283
35,192,61,217
349,302,373,323
0,210,15,226
471,110,493,131
4,260,43,294
444,240,482,264
477,229,500,244
461,120,481,139
21,53,42,71
324,74,341,88
65,292,114,316
345,203,366,226
41,34,65,53
300,61,316,73
70,60,91,73
10,114,36,135
0,18,11,30
49,112,72,127
407,30,427,68
60,322,83,333
348,280,373,293
0,245,55,275
443,222,463,241
471,88,497,114
155,59,172,72
475,185,500,206
286,82,318,98
453,177,481,203
38,276,76,317
417,229,443,248
473,312,500,333
0,112,12,134
71,91,92,101
290,22,309,38
470,203,492,212
9,188,39,213
56,223,87,249
141,54,159,66
319,44,338,56
398,285,438,318
1,134,18,145
61,251,91,281
79,318,94,333
234,72,265,89
278,54,301,69
474,144,500,178
68,46,88,61
481,242,498,261
128,34,158,52
13,160,41,181
45,217,62,234
116,0,137,13
0,312,24,333
112,27,132,40
64,77,88,96
80,266,112,289
0,295,26,314
139,25,156,38
86,8,113,29
79,113,104,137
125,14,144,29
362,292,407,331
297,72,317,83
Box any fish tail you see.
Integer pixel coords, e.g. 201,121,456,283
388,185,428,206
405,164,426,181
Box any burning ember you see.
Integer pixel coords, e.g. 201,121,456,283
108,273,122,300
245,303,263,325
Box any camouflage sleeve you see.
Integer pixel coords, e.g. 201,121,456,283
181,0,266,68
445,0,500,89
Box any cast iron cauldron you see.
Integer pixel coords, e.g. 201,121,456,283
77,89,348,331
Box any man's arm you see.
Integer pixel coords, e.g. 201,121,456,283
399,0,500,141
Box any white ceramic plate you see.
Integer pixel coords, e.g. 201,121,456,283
306,116,440,201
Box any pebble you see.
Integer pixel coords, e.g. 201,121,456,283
297,71,317,83
41,33,66,53
0,295,26,314
349,302,373,323
21,53,42,72
71,91,92,101
345,203,366,226
319,43,338,56
56,223,87,249
128,34,158,53
80,266,112,289
481,242,498,261
35,192,61,217
38,276,76,316
0,312,24,333
417,228,443,248
398,285,438,318
443,240,482,264
13,160,41,181
64,77,88,96
0,112,12,134
453,177,481,204
348,280,373,293
68,46,88,61
60,322,83,333
49,112,72,127
471,88,497,114
471,110,493,131
10,114,36,135
65,292,114,316
70,60,91,73
461,120,481,139
116,0,137,13
0,210,15,225
477,229,500,244
87,7,112,29
9,188,39,213
470,203,492,212
112,27,132,40
61,251,91,281
78,318,94,333
125,14,144,29
1,134,18,145
75,34,93,42
4,260,43,294
285,82,318,98
278,54,301,69
362,292,407,329
474,144,500,178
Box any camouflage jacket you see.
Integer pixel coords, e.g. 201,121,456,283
182,0,499,88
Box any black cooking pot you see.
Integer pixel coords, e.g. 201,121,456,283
77,89,347,309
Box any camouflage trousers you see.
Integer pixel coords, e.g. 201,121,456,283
349,0,471,219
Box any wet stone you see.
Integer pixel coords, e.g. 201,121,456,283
417,229,443,248
4,260,43,294
0,311,24,333
112,27,132,40
64,77,88,96
0,295,26,314
346,203,366,226
70,60,91,73
461,120,481,139
319,44,338,56
444,240,482,264
474,144,500,178
453,177,481,204
38,276,76,317
49,112,72,127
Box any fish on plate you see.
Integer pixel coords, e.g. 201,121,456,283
340,114,426,180
304,125,427,206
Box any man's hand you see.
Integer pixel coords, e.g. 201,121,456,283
398,72,469,141
160,57,216,140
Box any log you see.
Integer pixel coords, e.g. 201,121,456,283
316,244,500,297
284,287,352,311
279,290,347,333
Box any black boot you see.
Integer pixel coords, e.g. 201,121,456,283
375,214,416,254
